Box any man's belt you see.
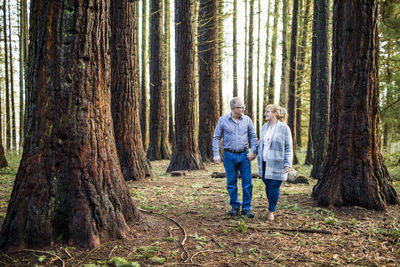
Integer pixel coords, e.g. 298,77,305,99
224,148,248,154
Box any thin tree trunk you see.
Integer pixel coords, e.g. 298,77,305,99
312,0,398,210
246,0,254,120
256,0,261,135
263,0,271,112
233,0,238,97
218,0,224,116
111,0,152,181
167,0,205,172
148,0,172,160
165,0,174,147
8,0,16,151
268,0,279,104
0,86,7,168
198,0,220,162
244,0,248,104
288,0,299,164
140,0,148,150
0,0,138,251
19,0,27,150
279,0,289,109
3,0,11,151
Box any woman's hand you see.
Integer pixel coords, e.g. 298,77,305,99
285,166,291,173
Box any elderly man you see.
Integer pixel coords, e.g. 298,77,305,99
213,97,257,217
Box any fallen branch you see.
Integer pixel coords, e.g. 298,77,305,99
138,208,190,261
64,248,72,258
190,249,224,264
248,226,333,234
108,245,118,258
21,249,65,267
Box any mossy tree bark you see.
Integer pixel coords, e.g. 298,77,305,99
0,0,138,251
167,0,205,172
198,0,220,162
111,0,152,181
312,0,399,210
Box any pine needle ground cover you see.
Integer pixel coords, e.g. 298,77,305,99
0,154,399,266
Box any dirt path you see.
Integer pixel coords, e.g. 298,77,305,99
1,160,400,266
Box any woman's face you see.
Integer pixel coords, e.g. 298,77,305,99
265,108,277,122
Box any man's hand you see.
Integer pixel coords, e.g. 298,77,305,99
285,166,291,173
247,151,256,161
214,156,221,164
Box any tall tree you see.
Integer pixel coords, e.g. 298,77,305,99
246,0,254,119
218,0,224,116
165,0,174,146
8,0,16,151
312,0,398,210
306,0,330,176
3,0,10,151
19,0,28,150
167,0,204,172
0,86,7,168
288,0,299,164
148,0,172,160
268,0,279,103
295,0,312,148
232,0,238,97
111,0,152,181
279,0,289,108
198,0,220,162
263,0,271,112
256,0,261,135
244,0,248,104
140,0,148,150
0,0,138,251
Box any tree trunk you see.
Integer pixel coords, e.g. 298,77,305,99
148,0,172,160
312,0,399,210
263,0,271,111
256,0,261,135
244,0,248,104
167,0,205,172
307,0,330,176
8,0,16,151
3,0,11,151
0,87,7,168
268,0,279,104
279,0,289,109
218,0,224,116
295,0,312,149
288,0,299,164
246,0,254,120
19,0,28,151
111,0,152,181
165,0,174,147
141,0,149,150
198,0,220,162
233,0,238,97
0,0,138,251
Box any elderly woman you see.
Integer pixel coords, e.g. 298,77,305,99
257,104,293,221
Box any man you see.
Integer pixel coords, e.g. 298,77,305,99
213,97,257,218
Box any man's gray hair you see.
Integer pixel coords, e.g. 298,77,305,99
230,97,242,108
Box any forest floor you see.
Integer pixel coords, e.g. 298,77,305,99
0,153,400,266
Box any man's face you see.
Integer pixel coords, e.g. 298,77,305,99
231,100,246,117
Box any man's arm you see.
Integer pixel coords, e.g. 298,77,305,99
212,118,223,163
248,118,258,154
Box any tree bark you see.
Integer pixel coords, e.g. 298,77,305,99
279,0,289,109
307,0,330,176
167,0,205,172
111,0,152,181
218,0,224,116
256,0,261,135
165,0,174,147
0,0,138,251
268,0,279,104
0,86,7,168
198,0,220,162
288,0,299,164
141,0,149,150
148,0,172,160
244,0,248,104
3,0,11,151
8,0,16,151
246,0,254,120
312,0,399,210
263,0,271,111
232,0,238,97
19,0,28,151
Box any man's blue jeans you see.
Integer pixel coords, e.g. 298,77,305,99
262,161,283,212
223,151,253,211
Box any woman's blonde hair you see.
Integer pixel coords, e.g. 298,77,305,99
266,104,287,121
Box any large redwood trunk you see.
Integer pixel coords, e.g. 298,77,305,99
0,0,138,251
167,0,204,172
111,0,152,181
312,0,398,210
198,0,220,162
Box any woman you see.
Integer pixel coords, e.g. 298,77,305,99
257,104,293,221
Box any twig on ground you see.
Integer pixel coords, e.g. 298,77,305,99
190,249,224,264
79,240,120,265
138,208,190,261
241,225,333,234
108,245,118,258
20,249,65,267
64,248,72,258
265,251,284,264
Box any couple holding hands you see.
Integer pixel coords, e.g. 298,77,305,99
213,97,293,221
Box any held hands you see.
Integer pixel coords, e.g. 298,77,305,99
285,166,291,173
247,151,256,161
213,156,221,164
